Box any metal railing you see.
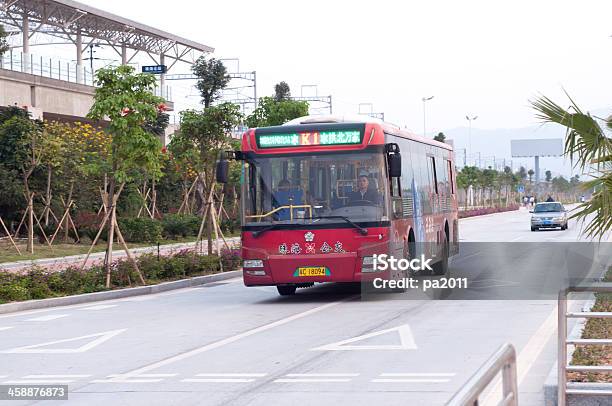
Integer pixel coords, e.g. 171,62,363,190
558,284,612,406
447,343,518,406
0,50,172,101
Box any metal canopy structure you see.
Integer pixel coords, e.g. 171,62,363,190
0,0,213,88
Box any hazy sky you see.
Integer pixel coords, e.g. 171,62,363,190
78,0,612,135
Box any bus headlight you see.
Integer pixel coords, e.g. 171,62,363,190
243,259,264,268
362,256,375,273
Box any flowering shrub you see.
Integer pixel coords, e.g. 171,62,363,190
459,204,520,219
220,247,241,271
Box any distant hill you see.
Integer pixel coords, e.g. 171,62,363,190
444,124,577,178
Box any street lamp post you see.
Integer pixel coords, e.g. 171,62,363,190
465,115,478,162
422,96,434,136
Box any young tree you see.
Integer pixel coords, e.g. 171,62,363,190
545,170,552,183
0,24,9,56
274,81,291,101
246,96,309,128
456,166,480,208
532,93,611,238
433,132,446,143
86,65,165,287
192,57,230,108
177,104,242,254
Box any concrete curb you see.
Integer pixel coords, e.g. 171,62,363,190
0,270,241,315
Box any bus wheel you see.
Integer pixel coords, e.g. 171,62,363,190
432,234,449,276
277,285,297,296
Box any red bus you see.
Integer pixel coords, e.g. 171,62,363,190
220,116,458,295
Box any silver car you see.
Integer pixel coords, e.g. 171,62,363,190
530,202,568,231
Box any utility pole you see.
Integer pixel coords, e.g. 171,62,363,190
422,96,434,136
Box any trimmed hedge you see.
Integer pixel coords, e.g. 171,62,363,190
118,217,163,243
0,249,235,304
459,204,520,219
161,214,200,239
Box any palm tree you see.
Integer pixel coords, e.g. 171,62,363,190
532,93,611,239
527,169,535,184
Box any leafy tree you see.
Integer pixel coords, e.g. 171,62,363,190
274,81,291,101
433,132,446,143
545,170,552,183
246,96,309,128
87,65,165,286
532,93,611,238
191,57,230,108
0,24,8,56
517,166,527,181
456,166,480,208
527,169,535,183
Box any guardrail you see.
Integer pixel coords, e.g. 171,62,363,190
558,284,612,406
447,343,518,406
0,50,172,101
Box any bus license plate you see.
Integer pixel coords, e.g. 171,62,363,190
295,267,329,277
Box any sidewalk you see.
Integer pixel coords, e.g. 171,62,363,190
0,237,241,272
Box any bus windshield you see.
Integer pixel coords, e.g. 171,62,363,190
243,151,389,226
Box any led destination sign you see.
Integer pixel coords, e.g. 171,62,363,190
257,130,362,148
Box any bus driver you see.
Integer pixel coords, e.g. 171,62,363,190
348,174,380,205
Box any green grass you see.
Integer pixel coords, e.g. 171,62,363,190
0,237,201,264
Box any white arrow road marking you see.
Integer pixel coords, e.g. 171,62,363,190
25,314,69,322
311,324,417,351
372,378,451,383
275,378,352,383
1,329,126,354
0,327,14,331
22,375,91,379
111,297,353,381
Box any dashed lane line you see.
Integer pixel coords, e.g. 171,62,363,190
274,378,352,383
4,380,75,384
285,373,359,377
182,378,256,383
0,327,14,331
379,373,455,377
195,373,267,377
22,375,91,379
78,305,117,311
372,378,451,383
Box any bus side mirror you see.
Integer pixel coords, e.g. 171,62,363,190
216,159,229,184
388,153,401,178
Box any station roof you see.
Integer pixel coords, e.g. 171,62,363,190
0,0,213,63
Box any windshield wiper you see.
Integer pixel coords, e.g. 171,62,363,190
315,216,368,235
252,224,280,238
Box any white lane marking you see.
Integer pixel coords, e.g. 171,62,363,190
106,374,177,378
311,324,417,351
372,378,451,383
0,376,7,378
1,329,127,354
482,304,558,406
286,373,359,377
509,236,523,242
4,380,75,384
274,378,351,383
182,378,255,383
195,373,267,377
91,379,162,383
0,327,14,331
78,305,117,311
380,373,455,377
25,314,69,322
113,297,354,381
22,374,91,378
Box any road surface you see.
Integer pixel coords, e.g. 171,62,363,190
0,206,609,406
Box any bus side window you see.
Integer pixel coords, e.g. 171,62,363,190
428,156,438,194
447,159,454,194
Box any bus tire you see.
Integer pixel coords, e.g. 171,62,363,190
277,285,297,296
432,233,449,276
